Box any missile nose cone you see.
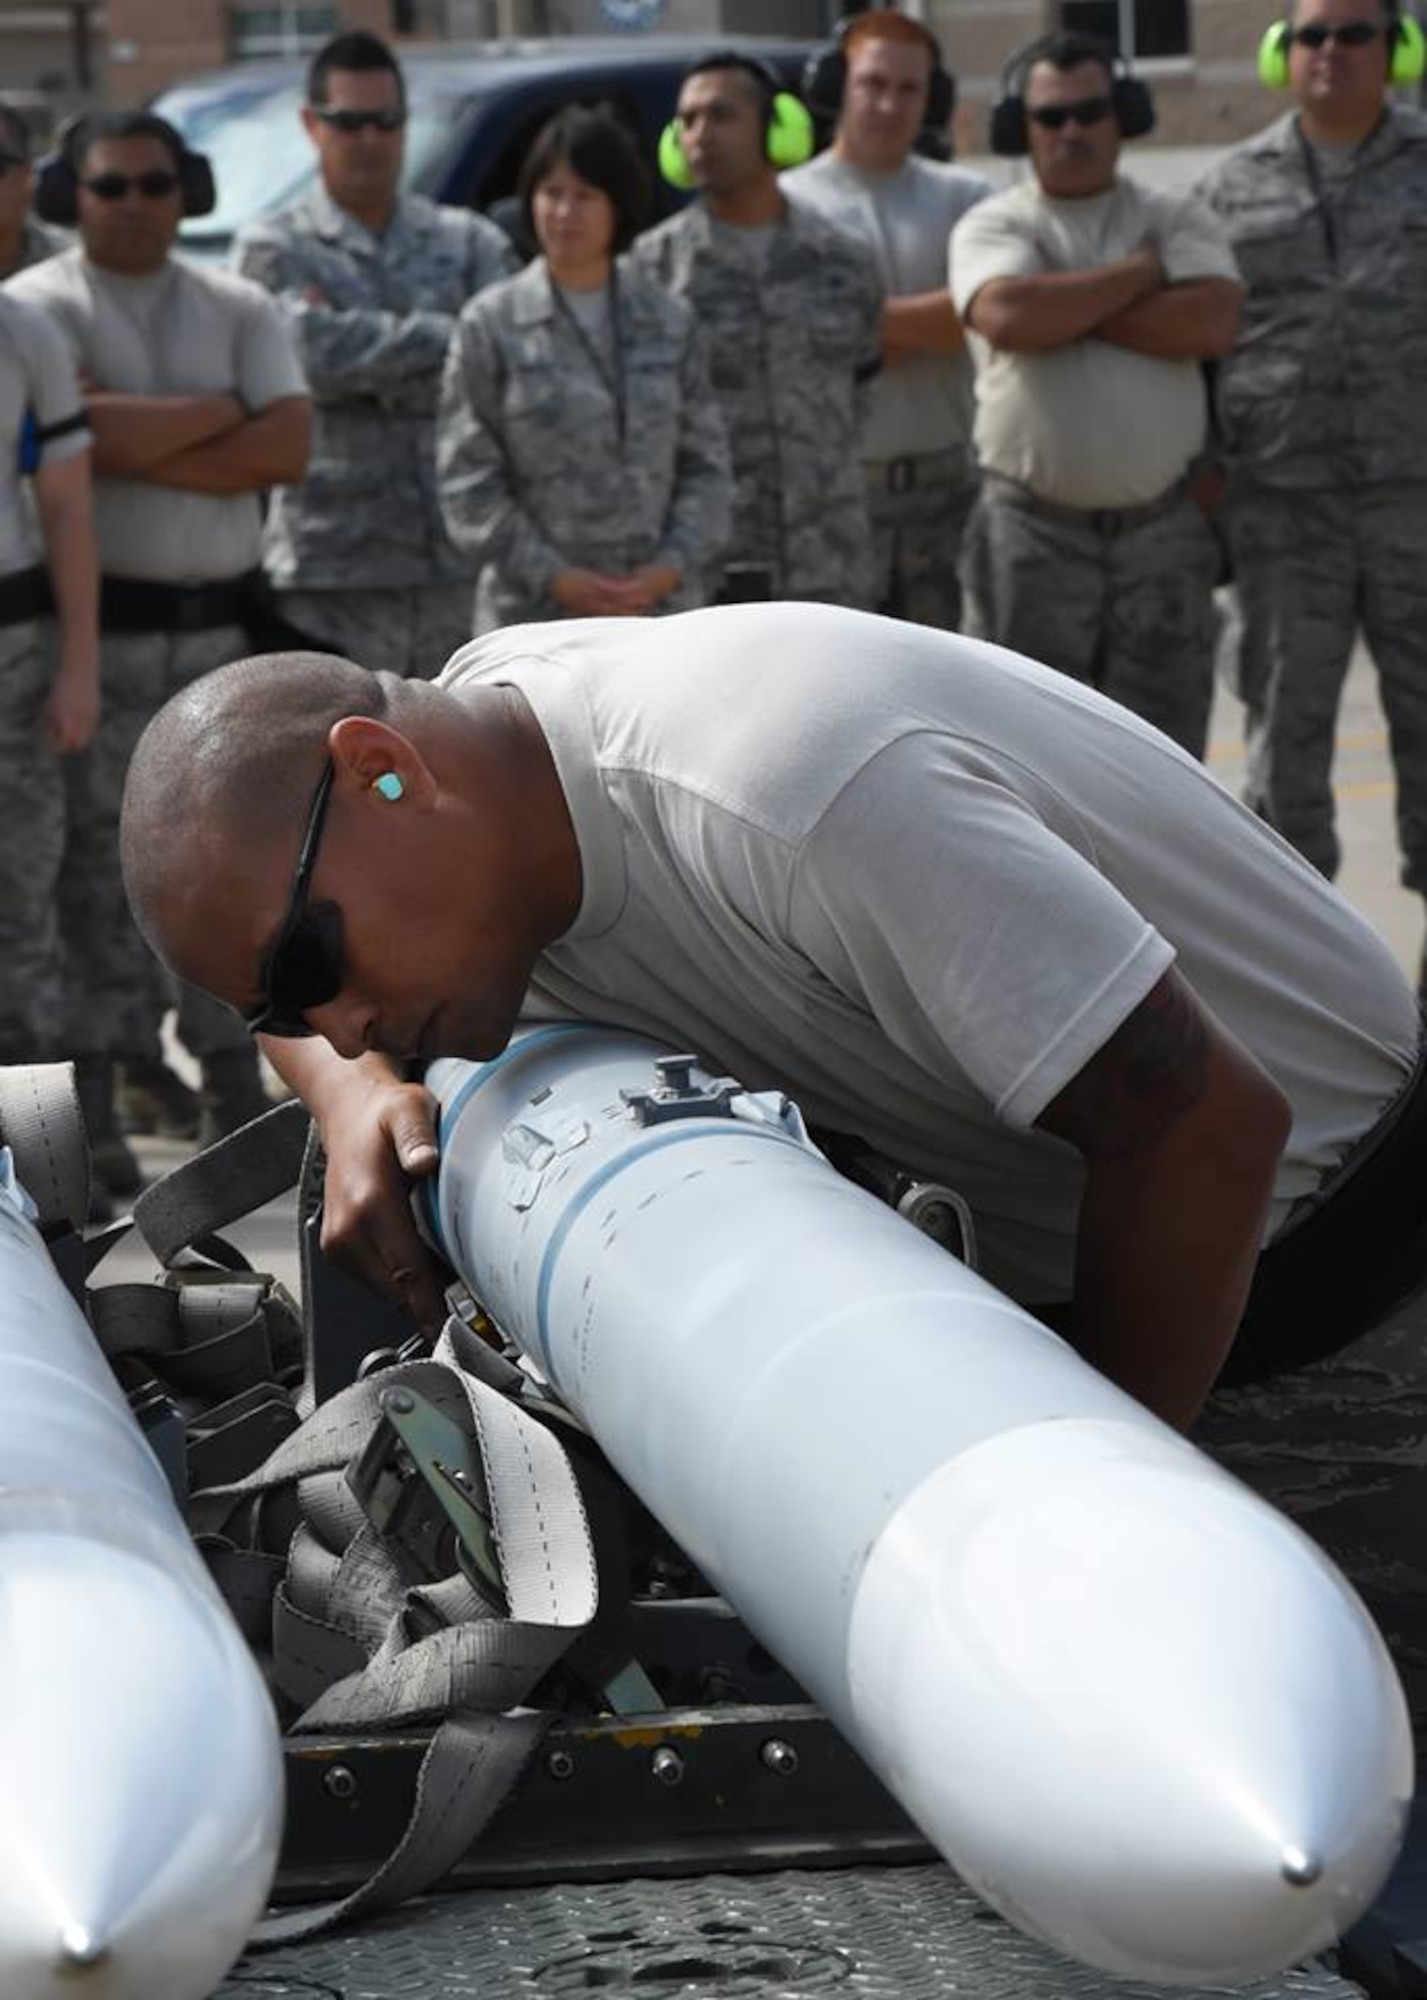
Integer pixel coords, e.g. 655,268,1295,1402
848,1416,1414,1984
56,1925,108,1971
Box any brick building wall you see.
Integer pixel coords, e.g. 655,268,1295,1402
931,0,1308,157
104,0,393,106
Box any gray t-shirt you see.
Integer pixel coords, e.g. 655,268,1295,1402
783,150,991,462
9,247,306,582
0,290,90,576
440,602,1417,1306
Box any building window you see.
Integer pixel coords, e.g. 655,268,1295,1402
1060,0,1192,60
229,5,339,58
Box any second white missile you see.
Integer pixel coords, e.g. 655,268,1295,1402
0,1125,282,2000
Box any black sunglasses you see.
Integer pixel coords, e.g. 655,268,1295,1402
1027,95,1115,131
81,169,181,201
244,759,345,1040
0,150,26,174
1291,20,1385,48
311,106,407,134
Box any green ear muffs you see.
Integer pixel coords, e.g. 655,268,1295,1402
1258,13,1427,90
657,90,815,190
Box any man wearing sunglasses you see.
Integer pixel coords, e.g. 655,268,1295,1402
1198,0,1427,993
121,611,1427,1441
9,110,313,1177
949,33,1241,761
233,31,516,680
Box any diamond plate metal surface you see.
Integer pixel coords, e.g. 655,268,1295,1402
215,1866,1366,1999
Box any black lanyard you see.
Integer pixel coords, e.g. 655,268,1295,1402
1294,111,1386,268
552,267,626,445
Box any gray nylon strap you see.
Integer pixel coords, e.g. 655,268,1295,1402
133,1098,311,1265
0,1062,88,1230
250,1708,551,1949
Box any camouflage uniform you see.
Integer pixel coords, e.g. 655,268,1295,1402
951,177,1240,759
629,200,881,607
233,188,516,676
8,248,307,1066
437,257,731,632
1199,109,1427,890
783,149,993,629
4,214,66,279
0,292,90,1061
959,481,1222,757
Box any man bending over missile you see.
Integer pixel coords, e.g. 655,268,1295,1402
119,604,1422,1431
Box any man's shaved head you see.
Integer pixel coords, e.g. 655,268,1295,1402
121,650,392,954
119,646,583,1065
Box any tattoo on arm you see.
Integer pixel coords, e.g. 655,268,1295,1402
1039,971,1211,1161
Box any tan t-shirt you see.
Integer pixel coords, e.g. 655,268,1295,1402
9,247,306,581
0,291,90,576
951,175,1240,509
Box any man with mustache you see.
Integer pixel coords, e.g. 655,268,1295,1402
951,33,1241,759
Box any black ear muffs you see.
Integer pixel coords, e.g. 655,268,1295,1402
34,115,216,226
990,43,1156,157
802,16,957,134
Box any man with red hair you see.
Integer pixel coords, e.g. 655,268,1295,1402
785,12,990,628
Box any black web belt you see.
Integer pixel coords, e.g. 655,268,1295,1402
0,564,50,627
100,569,259,635
1228,1030,1427,1382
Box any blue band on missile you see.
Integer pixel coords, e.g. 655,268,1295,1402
533,1115,806,1362
422,1022,602,1264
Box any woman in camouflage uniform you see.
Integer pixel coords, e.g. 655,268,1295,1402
437,106,731,634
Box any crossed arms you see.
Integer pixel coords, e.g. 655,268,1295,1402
84,389,312,494
966,247,1241,362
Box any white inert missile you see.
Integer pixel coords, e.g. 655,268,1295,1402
0,1150,282,2000
423,1025,1414,1986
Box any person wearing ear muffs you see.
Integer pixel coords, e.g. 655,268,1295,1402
1198,0,1427,995
783,12,993,631
628,52,883,609
951,33,1241,762
9,108,313,1180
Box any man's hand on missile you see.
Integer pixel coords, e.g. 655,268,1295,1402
261,1040,449,1335
317,1065,448,1334
1036,969,1291,1431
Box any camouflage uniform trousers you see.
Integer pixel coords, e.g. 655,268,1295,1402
62,623,253,1062
865,451,978,632
274,583,475,680
1224,478,1427,891
960,476,1221,760
0,620,65,1059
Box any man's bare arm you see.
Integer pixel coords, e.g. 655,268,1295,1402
32,450,100,752
143,396,313,495
85,392,245,476
263,1035,448,1333
1096,278,1242,361
882,290,967,361
1036,969,1291,1431
966,247,1162,354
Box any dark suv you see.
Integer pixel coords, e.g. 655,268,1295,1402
152,36,821,262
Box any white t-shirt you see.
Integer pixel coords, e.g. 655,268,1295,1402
950,175,1241,508
9,248,307,582
0,291,90,576
782,150,991,463
439,602,1417,1306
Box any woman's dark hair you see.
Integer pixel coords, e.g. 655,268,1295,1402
518,104,652,257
